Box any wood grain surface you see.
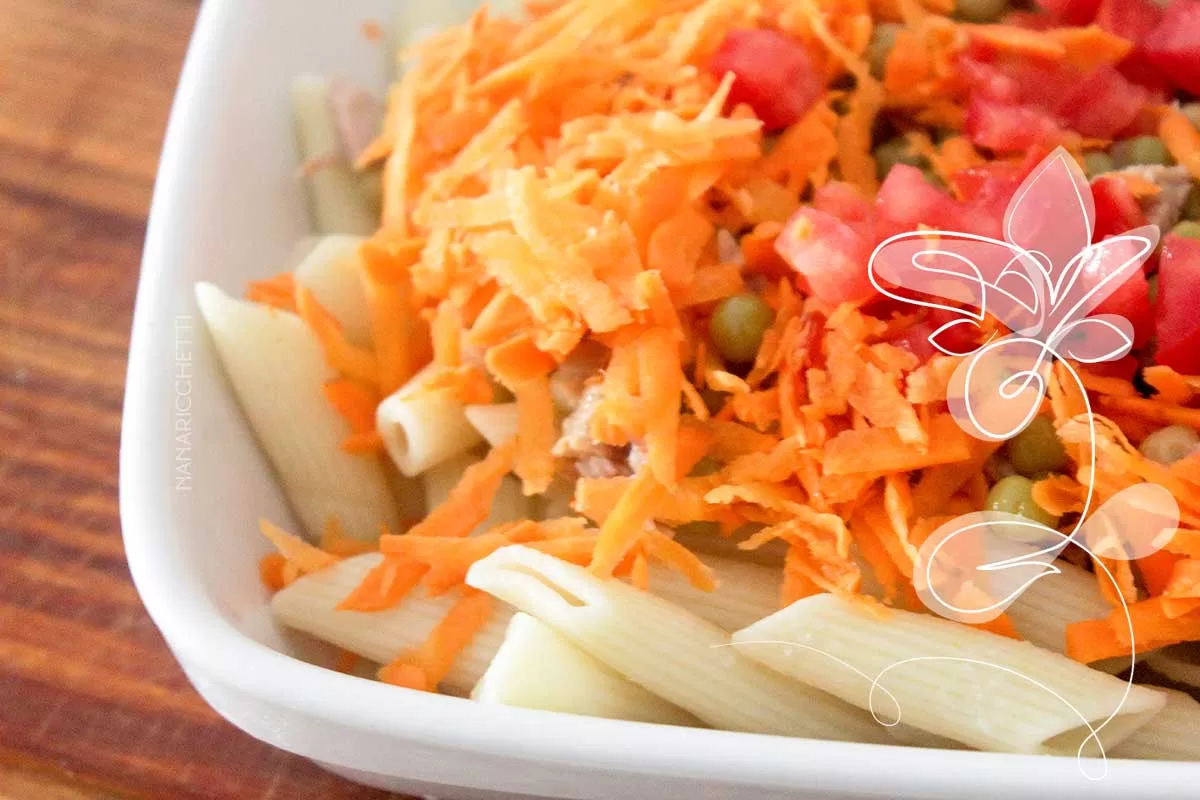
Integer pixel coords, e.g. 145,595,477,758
0,1,401,797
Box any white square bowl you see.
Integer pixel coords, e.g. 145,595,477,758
120,1,1198,797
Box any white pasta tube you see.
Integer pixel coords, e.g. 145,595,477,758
1147,644,1200,688
465,546,888,742
649,557,779,633
292,235,370,346
1005,561,1132,675
272,554,510,692
732,594,1165,755
376,366,484,476
195,283,397,540
1111,689,1200,760
472,613,700,726
422,451,530,534
464,403,519,448
287,236,320,270
291,74,378,235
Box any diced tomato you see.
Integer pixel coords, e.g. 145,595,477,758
1055,67,1146,140
888,322,940,362
954,55,1021,103
708,29,822,132
1096,0,1162,43
1091,176,1147,243
1096,0,1169,94
812,182,872,224
875,165,961,241
1094,269,1154,348
1087,354,1139,381
964,95,1062,154
952,166,1022,239
927,308,985,355
1141,0,1200,96
775,207,876,306
1155,234,1200,373
1035,0,1102,24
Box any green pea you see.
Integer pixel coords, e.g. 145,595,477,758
954,0,1010,23
986,475,1060,528
710,294,774,364
1139,425,1200,465
867,23,902,80
1005,415,1068,477
1172,220,1200,240
1112,135,1170,167
874,136,927,181
1083,152,1114,178
1182,103,1200,131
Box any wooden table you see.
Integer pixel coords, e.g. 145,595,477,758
0,2,400,797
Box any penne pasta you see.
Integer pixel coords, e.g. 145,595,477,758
272,554,512,693
464,403,519,448
648,556,779,633
1005,560,1131,675
472,612,701,726
376,366,484,476
291,74,378,235
195,283,397,540
732,594,1165,756
1146,643,1200,688
292,235,370,346
422,450,530,534
465,546,889,742
1111,689,1200,761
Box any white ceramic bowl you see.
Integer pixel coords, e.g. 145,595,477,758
121,1,1199,797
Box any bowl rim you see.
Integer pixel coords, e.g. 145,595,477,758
120,0,1200,796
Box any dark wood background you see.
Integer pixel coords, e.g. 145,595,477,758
0,1,402,797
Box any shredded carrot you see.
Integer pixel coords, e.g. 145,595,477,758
1067,596,1200,663
1139,549,1186,597
1161,105,1200,181
259,519,341,574
378,589,493,691
246,272,298,312
1142,365,1194,405
408,440,518,539
296,286,381,386
589,470,670,578
258,553,290,591
823,413,973,475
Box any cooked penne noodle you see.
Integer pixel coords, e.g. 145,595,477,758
292,235,370,346
422,450,530,534
465,546,888,742
648,556,779,633
1108,690,1200,762
464,403,519,448
195,283,397,540
1005,560,1131,674
376,366,484,476
1111,689,1200,760
291,74,377,235
1146,643,1200,688
287,236,320,270
272,554,511,692
472,612,701,726
732,594,1165,755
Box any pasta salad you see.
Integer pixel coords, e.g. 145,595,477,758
196,0,1200,762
